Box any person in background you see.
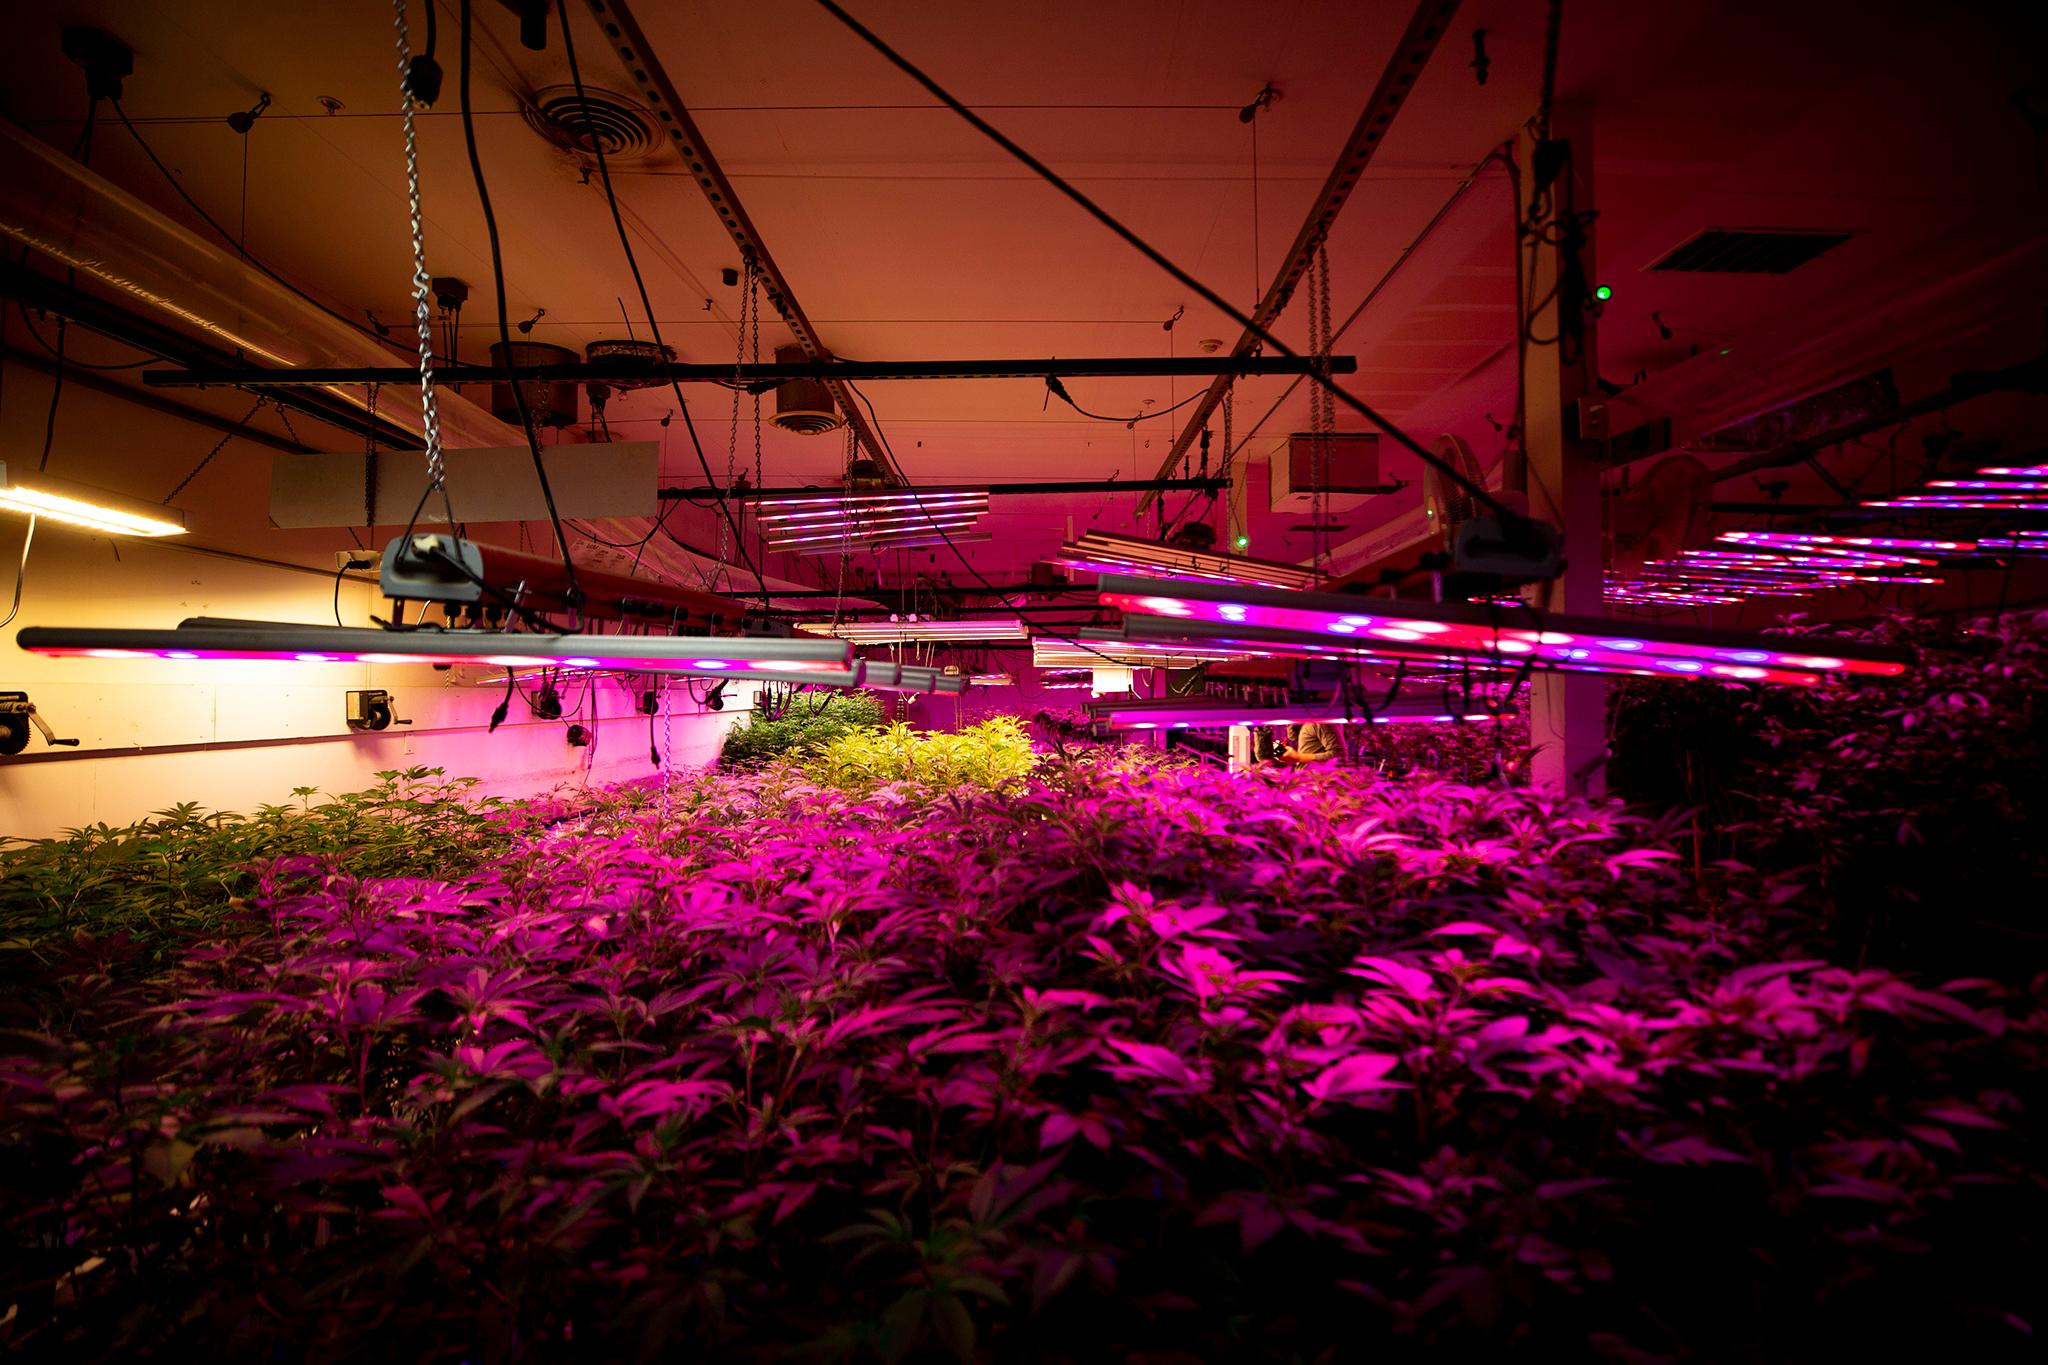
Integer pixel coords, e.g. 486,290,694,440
1269,720,1342,767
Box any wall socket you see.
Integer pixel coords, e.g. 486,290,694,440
333,550,381,571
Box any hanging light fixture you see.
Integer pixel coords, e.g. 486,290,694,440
1051,529,1320,591
16,622,852,673
797,617,1029,644
0,462,187,537
756,485,990,553
1029,636,1256,669
1095,695,1507,729
1095,574,1909,685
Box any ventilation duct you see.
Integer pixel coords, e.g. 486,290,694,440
769,344,846,435
1648,228,1854,274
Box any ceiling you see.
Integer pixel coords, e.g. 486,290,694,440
2,0,2044,608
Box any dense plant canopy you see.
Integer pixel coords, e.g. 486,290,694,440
0,769,519,981
805,716,1038,794
1609,608,2048,970
719,690,888,769
2,747,2040,1361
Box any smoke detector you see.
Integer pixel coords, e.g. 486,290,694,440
522,84,663,162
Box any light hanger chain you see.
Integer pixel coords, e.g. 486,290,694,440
392,0,444,491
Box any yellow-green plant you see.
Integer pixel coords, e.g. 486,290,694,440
804,717,1038,794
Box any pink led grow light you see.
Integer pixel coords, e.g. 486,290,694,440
1102,701,1503,730
756,485,991,554
1718,531,1974,553
1095,575,1908,685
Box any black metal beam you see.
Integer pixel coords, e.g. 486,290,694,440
1,347,314,454
1,259,417,449
141,355,1357,390
661,477,1227,501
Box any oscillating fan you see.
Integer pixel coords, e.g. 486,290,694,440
1422,434,1486,552
1605,455,1713,578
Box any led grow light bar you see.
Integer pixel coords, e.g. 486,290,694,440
1977,529,2048,552
1095,575,1909,685
754,486,993,514
766,517,982,546
1718,532,1975,553
756,485,992,555
768,530,993,554
0,461,187,537
1051,530,1321,591
16,623,854,674
1030,637,1256,670
798,617,1028,643
1097,695,1506,729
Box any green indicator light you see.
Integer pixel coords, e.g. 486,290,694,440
1593,284,1613,302
1719,348,1732,356
1234,535,1250,549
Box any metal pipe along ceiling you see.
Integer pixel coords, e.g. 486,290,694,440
0,117,518,451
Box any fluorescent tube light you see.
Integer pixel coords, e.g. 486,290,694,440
1052,529,1320,591
0,461,187,537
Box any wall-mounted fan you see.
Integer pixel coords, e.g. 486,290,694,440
1605,455,1713,578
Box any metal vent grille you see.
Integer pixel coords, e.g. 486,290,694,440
523,85,663,162
1648,228,1853,274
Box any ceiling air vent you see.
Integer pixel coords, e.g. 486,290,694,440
1648,228,1854,275
770,344,847,435
522,84,663,162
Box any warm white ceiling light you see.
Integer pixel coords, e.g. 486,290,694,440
0,461,187,537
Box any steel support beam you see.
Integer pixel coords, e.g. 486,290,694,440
1520,105,1605,797
583,0,892,476
1136,0,1462,511
0,260,416,450
1,348,313,455
141,356,1354,389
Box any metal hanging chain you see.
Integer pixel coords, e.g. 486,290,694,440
393,0,448,514
365,382,382,529
659,676,674,820
1306,244,1335,570
749,261,763,491
723,256,762,564
1220,387,1235,542
163,396,267,504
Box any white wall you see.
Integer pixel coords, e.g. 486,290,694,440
0,366,746,840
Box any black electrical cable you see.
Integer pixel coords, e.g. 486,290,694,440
35,316,64,471
555,2,771,612
811,0,1518,533
1045,377,1205,425
458,0,584,621
0,517,34,632
108,98,427,362
13,304,153,369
